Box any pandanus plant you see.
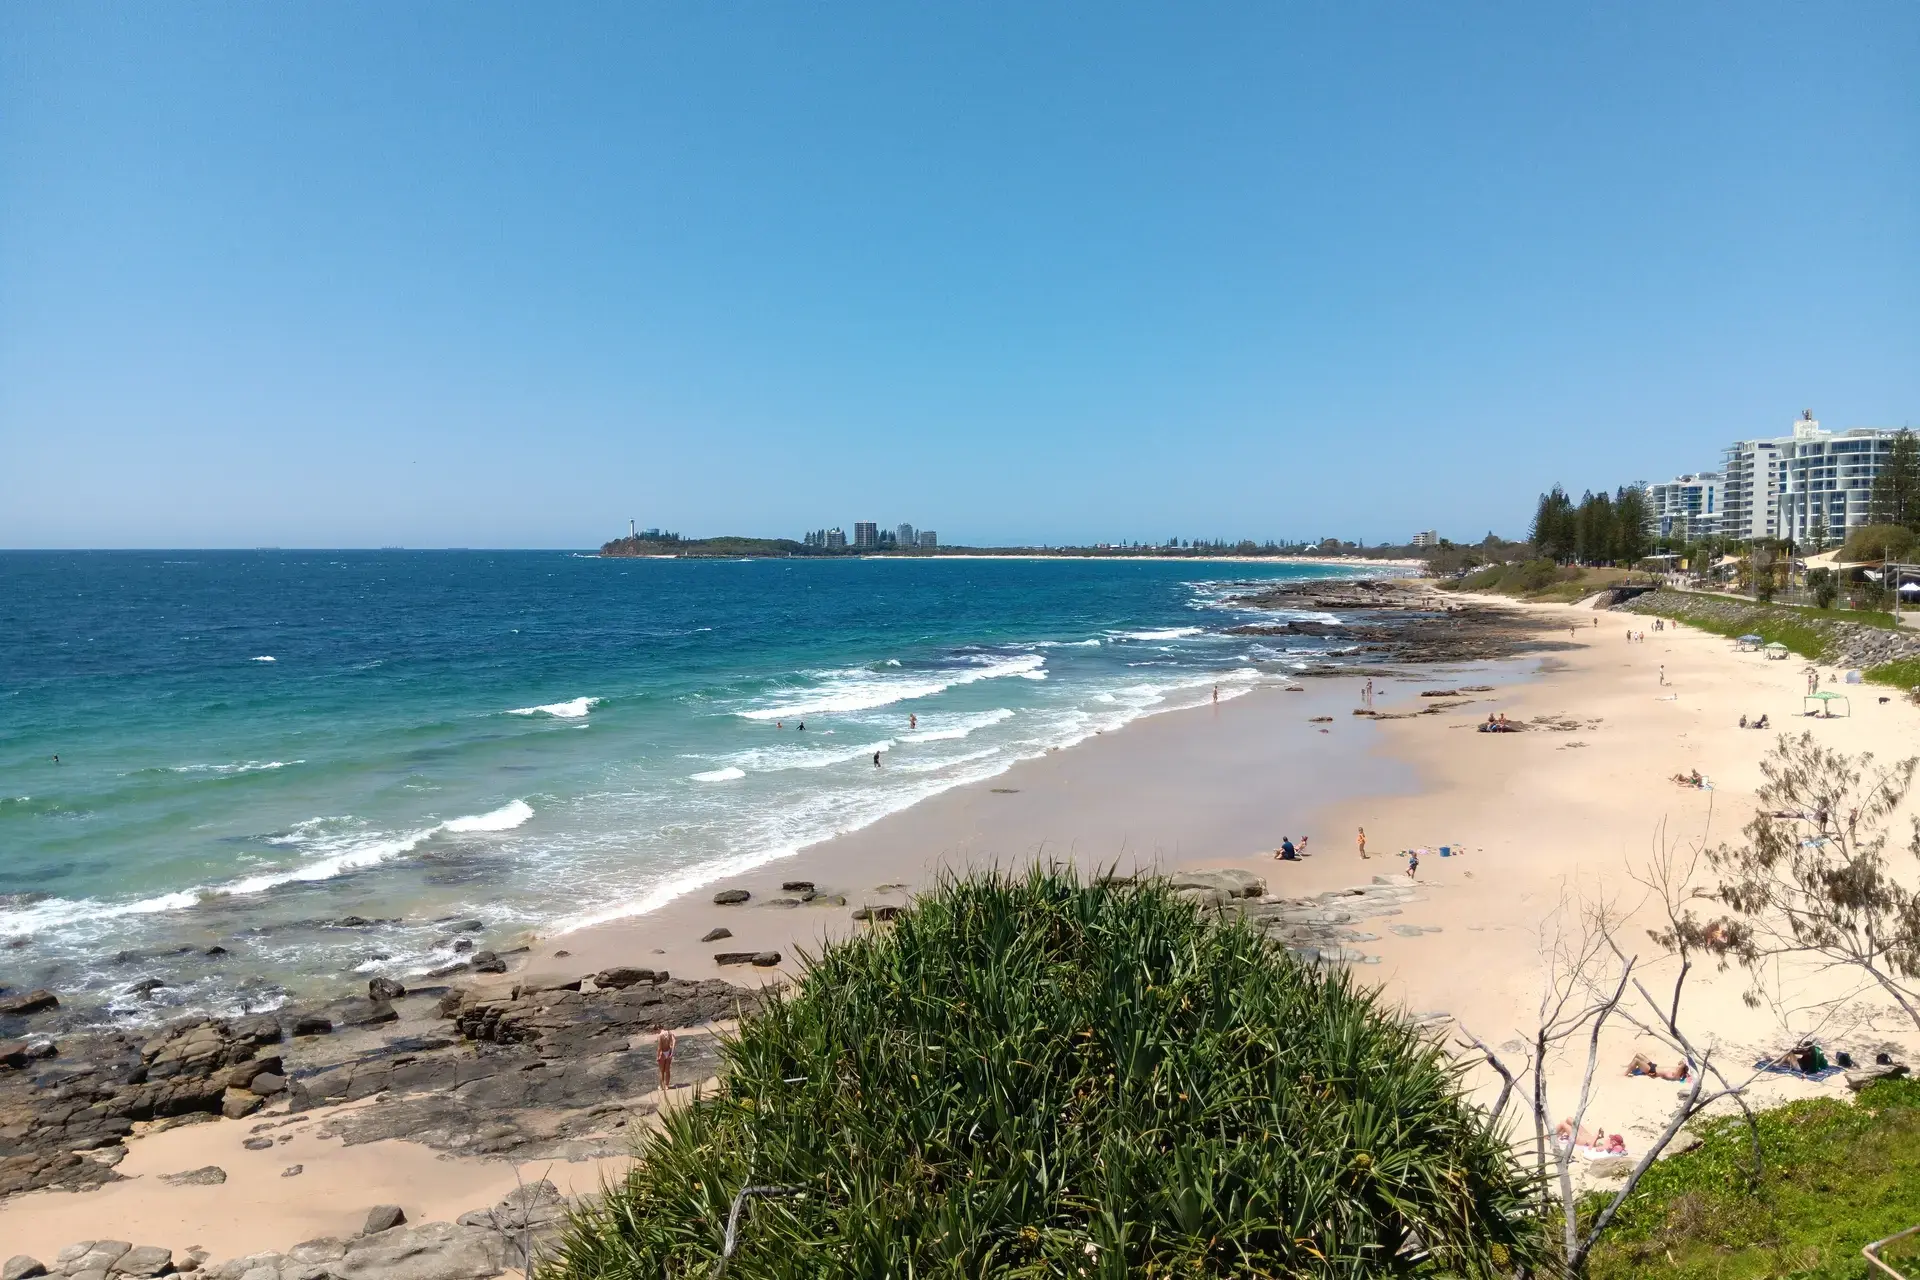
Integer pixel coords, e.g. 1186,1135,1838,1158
549,866,1538,1278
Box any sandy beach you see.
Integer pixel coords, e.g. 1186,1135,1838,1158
7,592,1919,1263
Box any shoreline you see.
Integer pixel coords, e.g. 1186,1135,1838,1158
8,590,1920,1266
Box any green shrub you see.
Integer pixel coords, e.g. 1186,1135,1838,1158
1839,523,1918,563
1586,1078,1920,1279
547,869,1538,1279
1515,557,1562,593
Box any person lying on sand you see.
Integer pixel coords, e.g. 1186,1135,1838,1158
1554,1119,1600,1147
1627,1053,1691,1080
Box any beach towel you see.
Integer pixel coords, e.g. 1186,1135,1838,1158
1751,1057,1844,1082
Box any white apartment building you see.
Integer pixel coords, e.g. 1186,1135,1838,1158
1645,472,1721,541
1721,413,1901,545
1410,531,1438,548
895,523,916,548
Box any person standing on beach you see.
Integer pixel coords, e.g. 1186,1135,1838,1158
1213,685,1219,704
1357,826,1369,859
1406,848,1420,879
656,1030,675,1092
1659,664,1667,686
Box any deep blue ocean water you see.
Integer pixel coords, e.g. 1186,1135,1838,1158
1,551,1362,1020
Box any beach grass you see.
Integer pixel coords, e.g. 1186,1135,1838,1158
546,867,1538,1278
1584,1077,1920,1279
1863,655,1920,692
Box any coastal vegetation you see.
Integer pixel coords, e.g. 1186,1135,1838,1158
1584,1077,1920,1279
1529,485,1654,568
550,868,1539,1278
1446,561,1650,603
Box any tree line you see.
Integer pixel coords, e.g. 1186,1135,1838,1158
1528,484,1653,566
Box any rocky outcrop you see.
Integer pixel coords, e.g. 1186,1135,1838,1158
0,1014,296,1196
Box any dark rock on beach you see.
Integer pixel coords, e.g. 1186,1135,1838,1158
712,889,750,905
0,991,59,1018
368,978,407,1003
700,927,731,943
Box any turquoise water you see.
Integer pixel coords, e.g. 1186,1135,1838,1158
1,552,1363,1019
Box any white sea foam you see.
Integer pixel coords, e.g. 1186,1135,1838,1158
443,798,535,832
169,760,303,776
508,696,601,719
736,654,1044,720
721,739,898,772
1113,626,1204,641
892,747,1001,774
0,800,536,937
691,766,746,782
252,656,277,663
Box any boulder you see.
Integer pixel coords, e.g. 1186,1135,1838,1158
1845,1062,1910,1091
112,1246,173,1278
780,881,815,894
227,1056,283,1089
327,1222,505,1280
1168,870,1266,900
751,952,782,967
700,928,731,943
222,1090,264,1120
362,1205,406,1235
713,952,755,966
0,1039,56,1070
712,889,750,906
0,990,58,1017
291,1015,332,1037
3,1257,48,1280
468,952,507,975
333,999,398,1028
443,919,484,933
368,978,407,1002
590,968,654,990
510,975,582,999
249,1073,287,1096
281,1165,303,1178
126,978,168,999
69,1244,131,1275
242,1137,273,1151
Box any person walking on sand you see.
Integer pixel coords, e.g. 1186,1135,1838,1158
1658,664,1666,686
1357,826,1369,859
1406,848,1420,879
1213,684,1219,704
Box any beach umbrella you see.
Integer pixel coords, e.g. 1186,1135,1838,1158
1900,582,1920,595
1737,634,1762,643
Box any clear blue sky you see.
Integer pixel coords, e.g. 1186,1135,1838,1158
3,3,1915,548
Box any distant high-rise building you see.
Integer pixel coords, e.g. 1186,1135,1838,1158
1720,412,1903,544
824,527,847,550
918,530,938,549
1645,473,1721,540
896,523,916,548
853,522,878,549
1410,531,1438,548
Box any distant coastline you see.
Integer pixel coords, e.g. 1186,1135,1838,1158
597,533,1429,567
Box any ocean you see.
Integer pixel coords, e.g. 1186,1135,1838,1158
0,551,1369,1022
